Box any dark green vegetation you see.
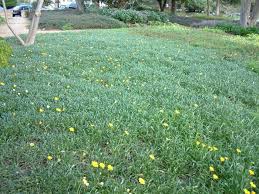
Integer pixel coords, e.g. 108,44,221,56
0,16,4,25
1,25,259,193
216,23,259,36
39,10,126,30
0,0,16,8
0,38,12,67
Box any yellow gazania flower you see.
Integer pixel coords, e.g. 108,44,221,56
47,155,53,160
39,108,44,113
82,177,89,186
124,130,129,136
56,108,62,112
212,174,219,180
91,161,99,168
212,146,218,151
69,127,75,132
250,181,256,188
196,141,201,145
29,143,35,147
54,97,60,101
107,164,113,171
251,191,256,194
108,123,113,128
209,166,215,172
236,148,241,154
162,123,169,128
149,154,155,160
99,162,105,169
0,82,5,86
138,177,145,185
244,189,251,194
249,170,255,176
174,109,180,115
220,157,225,162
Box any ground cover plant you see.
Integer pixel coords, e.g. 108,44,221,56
0,25,259,193
38,10,126,30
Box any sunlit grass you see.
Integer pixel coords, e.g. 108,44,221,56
0,25,258,193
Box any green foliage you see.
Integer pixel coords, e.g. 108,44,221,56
99,8,169,24
185,0,208,12
0,38,12,67
1,25,259,193
39,10,127,30
216,23,259,36
247,60,259,74
0,0,17,8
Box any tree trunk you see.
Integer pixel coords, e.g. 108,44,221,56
171,0,176,15
216,0,220,16
240,0,252,27
75,0,84,12
250,0,259,26
1,0,25,45
158,0,167,12
206,0,210,16
26,0,44,45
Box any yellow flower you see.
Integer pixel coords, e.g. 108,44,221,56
202,143,206,148
162,123,169,128
0,82,5,86
250,181,256,188
249,170,255,176
149,154,155,160
108,123,113,128
236,148,241,154
212,174,219,180
56,108,62,112
220,157,225,162
225,157,229,160
209,166,215,172
196,141,201,145
47,155,53,160
29,143,35,147
82,177,89,186
212,146,218,151
124,130,129,135
138,177,145,185
107,164,113,171
54,97,60,101
39,108,44,113
91,161,99,168
251,191,256,194
99,162,105,169
174,109,180,115
126,188,131,193
244,189,251,194
69,127,75,132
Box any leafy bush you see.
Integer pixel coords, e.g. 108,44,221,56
185,0,208,12
99,8,169,24
0,38,12,67
216,23,259,36
39,10,126,30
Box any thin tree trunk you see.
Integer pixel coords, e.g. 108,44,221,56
216,0,220,16
206,0,210,16
240,0,252,27
26,0,44,45
1,0,25,45
162,0,167,12
250,0,259,26
171,0,176,15
75,0,84,12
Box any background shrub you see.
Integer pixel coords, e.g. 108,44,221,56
0,0,16,8
216,23,259,36
0,38,12,67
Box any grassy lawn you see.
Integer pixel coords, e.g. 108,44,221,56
0,25,259,193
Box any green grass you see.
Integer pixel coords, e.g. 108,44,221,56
0,16,5,25
0,25,259,193
39,10,127,30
